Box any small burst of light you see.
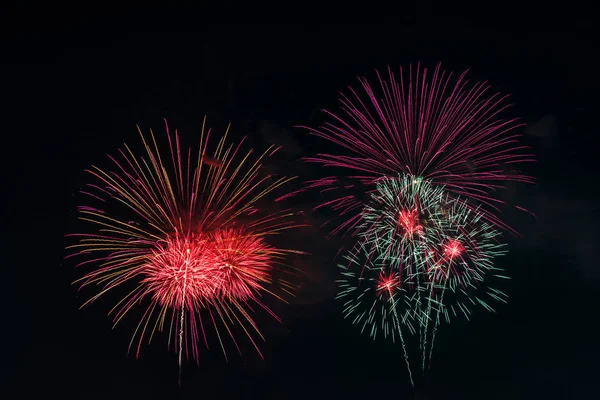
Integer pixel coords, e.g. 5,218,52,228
397,208,424,238
376,271,400,296
443,239,464,259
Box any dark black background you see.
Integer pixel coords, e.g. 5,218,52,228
3,4,598,399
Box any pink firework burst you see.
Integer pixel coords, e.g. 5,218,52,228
66,117,304,373
300,63,535,234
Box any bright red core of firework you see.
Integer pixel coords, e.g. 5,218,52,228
443,239,465,260
209,228,272,301
397,208,423,238
141,228,273,309
144,237,219,309
376,272,400,296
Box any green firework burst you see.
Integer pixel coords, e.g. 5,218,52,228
337,173,510,379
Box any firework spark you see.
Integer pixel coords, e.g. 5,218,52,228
66,118,304,378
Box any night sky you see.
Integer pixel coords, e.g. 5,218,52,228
4,7,599,400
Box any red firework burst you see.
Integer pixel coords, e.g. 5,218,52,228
300,63,534,234
375,270,401,298
208,227,276,301
66,117,304,370
144,236,220,309
397,208,424,239
442,238,465,260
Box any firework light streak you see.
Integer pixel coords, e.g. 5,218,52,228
66,118,304,380
300,63,534,235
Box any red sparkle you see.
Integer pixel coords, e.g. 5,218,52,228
376,271,400,296
397,208,423,238
443,239,465,260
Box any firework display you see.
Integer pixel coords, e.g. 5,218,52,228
63,62,533,390
66,118,303,378
304,64,533,386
